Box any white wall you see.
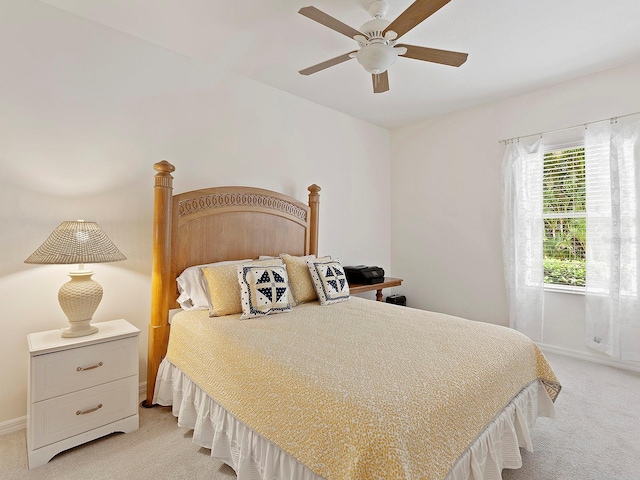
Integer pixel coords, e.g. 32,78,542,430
0,0,391,424
391,60,640,364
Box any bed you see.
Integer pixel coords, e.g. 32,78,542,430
145,160,561,480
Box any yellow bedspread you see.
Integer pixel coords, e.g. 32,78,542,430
166,297,560,480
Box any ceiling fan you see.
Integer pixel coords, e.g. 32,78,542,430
298,0,468,93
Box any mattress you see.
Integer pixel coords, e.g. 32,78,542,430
154,297,560,480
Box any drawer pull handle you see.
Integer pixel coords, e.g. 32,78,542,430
77,362,103,372
76,404,103,416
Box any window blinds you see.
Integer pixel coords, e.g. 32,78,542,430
543,147,585,216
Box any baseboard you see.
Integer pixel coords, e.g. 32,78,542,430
1,381,148,437
539,343,640,373
0,416,26,436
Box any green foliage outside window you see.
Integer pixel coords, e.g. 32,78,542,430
544,257,586,286
543,147,586,287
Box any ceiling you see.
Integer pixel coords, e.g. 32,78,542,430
40,0,640,129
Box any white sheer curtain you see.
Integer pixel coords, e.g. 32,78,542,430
585,119,640,361
502,139,545,342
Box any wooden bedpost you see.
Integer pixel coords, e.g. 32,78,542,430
143,160,175,407
308,184,321,256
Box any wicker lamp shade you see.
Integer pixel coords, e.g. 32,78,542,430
25,220,126,338
25,220,126,265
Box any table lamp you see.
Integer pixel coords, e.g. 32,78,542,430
25,220,126,338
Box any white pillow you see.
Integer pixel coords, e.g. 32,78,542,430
306,257,350,305
176,259,251,310
237,264,292,319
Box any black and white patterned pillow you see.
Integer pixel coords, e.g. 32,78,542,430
237,265,292,319
306,257,350,305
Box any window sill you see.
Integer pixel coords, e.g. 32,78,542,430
544,284,585,295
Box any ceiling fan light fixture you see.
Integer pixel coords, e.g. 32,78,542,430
355,43,399,74
298,0,469,92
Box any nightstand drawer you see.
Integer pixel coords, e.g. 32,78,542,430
31,375,138,449
32,337,138,402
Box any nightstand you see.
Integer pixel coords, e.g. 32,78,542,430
348,277,403,302
27,319,140,469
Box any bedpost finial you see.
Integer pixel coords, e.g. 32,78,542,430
154,161,174,188
154,160,175,174
308,184,321,195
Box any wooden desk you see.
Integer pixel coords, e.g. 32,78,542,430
349,277,403,302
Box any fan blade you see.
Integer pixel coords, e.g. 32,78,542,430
372,71,389,93
299,6,364,39
384,0,451,39
299,51,357,75
399,44,468,66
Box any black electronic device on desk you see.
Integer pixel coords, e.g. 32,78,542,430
344,265,385,285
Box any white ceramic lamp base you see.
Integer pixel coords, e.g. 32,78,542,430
58,270,102,338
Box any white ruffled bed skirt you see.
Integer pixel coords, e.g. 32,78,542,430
153,359,555,480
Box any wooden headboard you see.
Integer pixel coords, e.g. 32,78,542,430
144,161,320,406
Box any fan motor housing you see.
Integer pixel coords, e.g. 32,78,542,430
360,18,391,39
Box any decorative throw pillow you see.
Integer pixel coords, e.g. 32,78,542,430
306,257,350,305
280,253,321,304
237,264,292,319
202,258,284,316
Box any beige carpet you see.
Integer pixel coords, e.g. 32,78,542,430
502,352,640,480
1,352,639,480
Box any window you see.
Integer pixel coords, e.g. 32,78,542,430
543,145,586,287
503,119,640,359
